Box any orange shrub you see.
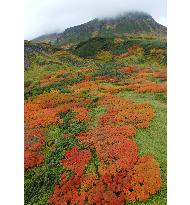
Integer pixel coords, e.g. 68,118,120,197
118,66,137,73
25,107,61,128
24,90,77,128
125,82,166,93
73,107,91,123
80,173,99,193
153,70,167,81
123,155,162,201
136,83,166,93
98,95,154,128
34,90,73,108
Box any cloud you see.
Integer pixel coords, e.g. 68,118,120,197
24,0,167,40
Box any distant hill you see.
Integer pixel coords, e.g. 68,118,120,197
32,11,166,46
32,33,60,44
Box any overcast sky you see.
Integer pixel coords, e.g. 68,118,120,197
24,0,167,40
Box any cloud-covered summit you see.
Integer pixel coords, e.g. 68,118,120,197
25,0,166,40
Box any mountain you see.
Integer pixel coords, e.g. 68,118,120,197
25,11,167,205
32,11,166,46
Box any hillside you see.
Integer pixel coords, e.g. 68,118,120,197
24,43,167,204
71,36,166,59
33,12,166,46
24,40,61,70
25,11,167,205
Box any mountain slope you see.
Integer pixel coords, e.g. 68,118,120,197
71,36,166,59
33,12,166,46
33,33,60,44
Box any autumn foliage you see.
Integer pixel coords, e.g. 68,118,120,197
25,64,165,204
153,70,167,81
24,150,45,170
98,94,154,128
24,128,45,170
115,45,144,59
61,147,91,177
49,146,162,204
124,155,162,201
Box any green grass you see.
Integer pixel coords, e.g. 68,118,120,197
24,64,66,83
118,91,167,205
89,106,107,128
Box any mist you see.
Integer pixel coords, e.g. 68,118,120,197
25,0,166,40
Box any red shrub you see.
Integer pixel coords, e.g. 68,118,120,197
77,126,138,176
24,150,44,170
49,174,84,205
61,146,91,177
24,128,45,170
49,172,126,205
49,155,162,204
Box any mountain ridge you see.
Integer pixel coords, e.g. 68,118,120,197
32,11,166,45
